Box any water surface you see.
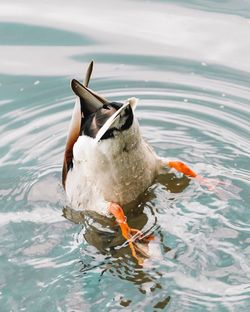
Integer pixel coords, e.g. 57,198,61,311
0,0,250,311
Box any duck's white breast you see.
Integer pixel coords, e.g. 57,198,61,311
65,124,160,215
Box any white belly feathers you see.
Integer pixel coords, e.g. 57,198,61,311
65,123,159,215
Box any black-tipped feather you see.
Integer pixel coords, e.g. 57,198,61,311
71,79,103,115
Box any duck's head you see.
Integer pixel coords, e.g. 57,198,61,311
62,61,139,187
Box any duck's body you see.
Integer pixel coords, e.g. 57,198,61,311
65,122,160,214
63,61,202,264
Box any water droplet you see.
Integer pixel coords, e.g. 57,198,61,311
201,62,207,66
184,98,188,103
20,88,24,92
34,80,40,85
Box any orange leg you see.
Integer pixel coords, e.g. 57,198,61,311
108,202,153,265
168,161,197,178
168,161,222,190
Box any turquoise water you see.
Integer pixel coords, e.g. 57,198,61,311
0,0,250,311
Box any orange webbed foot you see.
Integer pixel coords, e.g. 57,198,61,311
129,228,154,243
168,161,224,190
168,161,197,178
108,202,153,265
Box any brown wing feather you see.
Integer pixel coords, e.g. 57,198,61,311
83,60,108,104
62,98,81,188
84,60,93,87
62,61,94,188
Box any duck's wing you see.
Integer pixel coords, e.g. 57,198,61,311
62,61,108,188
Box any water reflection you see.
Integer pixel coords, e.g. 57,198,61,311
62,174,190,310
63,174,189,257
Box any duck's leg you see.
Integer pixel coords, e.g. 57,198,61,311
168,161,197,178
167,161,221,190
108,202,153,265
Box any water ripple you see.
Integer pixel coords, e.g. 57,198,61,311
0,2,249,309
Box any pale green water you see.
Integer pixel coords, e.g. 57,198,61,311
0,0,250,311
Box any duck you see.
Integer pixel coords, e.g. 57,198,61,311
62,61,207,264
